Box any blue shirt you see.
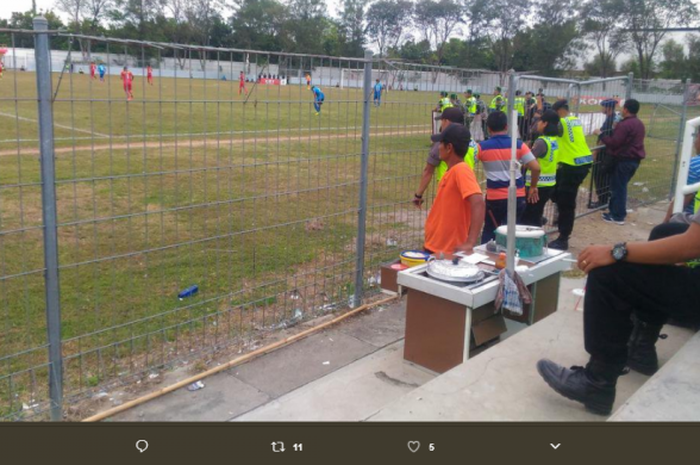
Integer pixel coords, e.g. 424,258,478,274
313,87,324,100
685,155,700,214
374,83,382,93
98,64,106,74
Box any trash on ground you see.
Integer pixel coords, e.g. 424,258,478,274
187,380,206,391
148,373,159,380
633,182,645,186
572,288,585,297
322,361,330,365
178,284,199,300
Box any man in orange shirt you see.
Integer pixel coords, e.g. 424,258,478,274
424,124,485,255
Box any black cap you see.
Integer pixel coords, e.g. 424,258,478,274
434,106,465,124
552,99,569,111
430,124,471,157
601,98,617,109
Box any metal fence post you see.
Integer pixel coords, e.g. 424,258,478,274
352,49,373,308
671,79,690,198
34,16,63,421
506,71,517,273
626,72,634,101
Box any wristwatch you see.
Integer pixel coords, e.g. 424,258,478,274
611,242,628,261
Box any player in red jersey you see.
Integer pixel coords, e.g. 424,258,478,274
147,65,153,85
0,60,4,80
90,61,96,80
239,71,247,95
120,66,134,101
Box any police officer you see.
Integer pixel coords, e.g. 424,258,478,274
514,90,526,139
436,91,454,112
522,110,560,227
489,86,504,113
549,99,593,251
589,98,621,209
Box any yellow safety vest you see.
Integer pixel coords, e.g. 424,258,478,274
439,98,454,112
515,97,525,116
466,97,477,114
688,191,700,268
435,143,477,182
557,116,592,166
526,136,558,188
489,94,504,110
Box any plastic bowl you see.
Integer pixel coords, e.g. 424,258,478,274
400,250,431,268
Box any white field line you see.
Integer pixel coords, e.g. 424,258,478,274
0,124,427,144
0,110,109,138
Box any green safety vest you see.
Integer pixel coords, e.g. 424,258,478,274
465,97,477,114
435,144,478,182
526,136,558,188
489,94,504,110
557,116,593,166
689,191,700,268
439,98,454,112
515,97,525,116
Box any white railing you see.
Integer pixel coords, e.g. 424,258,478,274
673,117,700,213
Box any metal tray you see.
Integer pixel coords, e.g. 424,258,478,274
425,260,486,283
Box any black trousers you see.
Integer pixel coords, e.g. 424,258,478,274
584,223,700,365
521,186,555,227
553,164,591,238
481,197,526,244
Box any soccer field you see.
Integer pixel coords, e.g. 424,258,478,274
0,68,692,419
0,69,441,418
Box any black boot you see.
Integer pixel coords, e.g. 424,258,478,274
537,358,625,416
548,236,569,251
627,315,666,376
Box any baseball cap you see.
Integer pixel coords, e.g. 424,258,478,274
430,124,471,156
551,99,569,111
466,89,472,93
433,107,465,124
600,98,617,108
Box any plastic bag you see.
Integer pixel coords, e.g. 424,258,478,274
495,269,533,316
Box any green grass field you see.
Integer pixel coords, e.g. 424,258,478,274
0,69,693,419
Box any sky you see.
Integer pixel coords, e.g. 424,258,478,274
2,0,700,68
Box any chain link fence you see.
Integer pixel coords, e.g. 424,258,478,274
0,19,693,421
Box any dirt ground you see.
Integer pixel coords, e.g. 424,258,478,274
565,201,669,259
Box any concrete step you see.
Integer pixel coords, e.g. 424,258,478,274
609,331,700,422
365,304,695,421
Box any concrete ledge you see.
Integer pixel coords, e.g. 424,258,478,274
610,332,700,422
366,279,695,421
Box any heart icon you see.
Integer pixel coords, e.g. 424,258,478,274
407,441,420,453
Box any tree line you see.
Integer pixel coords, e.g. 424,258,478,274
0,0,698,80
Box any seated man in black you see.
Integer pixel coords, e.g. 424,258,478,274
537,206,700,416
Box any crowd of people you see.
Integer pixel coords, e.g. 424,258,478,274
414,87,700,416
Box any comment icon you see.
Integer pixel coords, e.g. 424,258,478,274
135,439,149,453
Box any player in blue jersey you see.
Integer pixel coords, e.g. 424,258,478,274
98,63,106,82
373,79,383,107
311,85,325,115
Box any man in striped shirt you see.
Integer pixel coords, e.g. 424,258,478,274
477,111,541,243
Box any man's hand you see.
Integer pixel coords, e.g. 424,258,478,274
593,128,602,136
578,245,615,273
527,187,539,204
412,194,424,209
455,243,475,254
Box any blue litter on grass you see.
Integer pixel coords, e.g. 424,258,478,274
178,285,199,300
